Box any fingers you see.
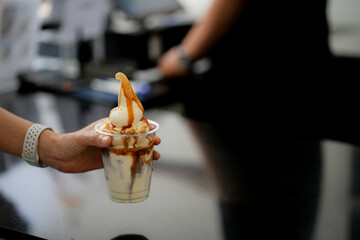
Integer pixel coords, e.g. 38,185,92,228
76,129,111,149
153,136,161,160
153,150,160,160
154,135,161,145
78,119,112,148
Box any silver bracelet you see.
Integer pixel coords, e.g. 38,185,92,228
175,45,194,70
22,124,53,168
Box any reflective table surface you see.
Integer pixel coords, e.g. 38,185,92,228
1,91,360,240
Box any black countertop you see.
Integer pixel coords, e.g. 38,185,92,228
1,90,360,240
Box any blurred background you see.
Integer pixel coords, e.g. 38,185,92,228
0,0,212,96
1,0,360,239
0,0,359,98
0,0,357,90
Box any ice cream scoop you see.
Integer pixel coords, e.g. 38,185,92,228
99,72,149,138
109,72,147,129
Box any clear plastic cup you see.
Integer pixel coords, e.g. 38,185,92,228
95,120,159,203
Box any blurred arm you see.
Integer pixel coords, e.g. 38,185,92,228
157,0,247,79
0,107,33,157
183,0,247,60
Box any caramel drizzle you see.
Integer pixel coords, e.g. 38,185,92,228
109,144,154,192
115,72,144,127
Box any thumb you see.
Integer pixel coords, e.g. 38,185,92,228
93,134,112,148
74,125,112,148
75,131,111,149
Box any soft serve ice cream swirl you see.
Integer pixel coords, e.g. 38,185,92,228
110,72,147,130
98,72,155,203
100,72,150,148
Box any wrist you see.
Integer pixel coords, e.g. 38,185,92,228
37,129,59,167
22,124,54,168
175,44,194,70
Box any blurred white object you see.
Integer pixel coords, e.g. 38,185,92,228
132,58,212,84
132,68,163,83
40,0,109,44
90,77,120,95
0,0,41,92
37,0,110,78
327,0,360,56
177,0,212,20
90,77,151,99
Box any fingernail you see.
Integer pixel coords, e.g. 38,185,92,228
101,136,110,146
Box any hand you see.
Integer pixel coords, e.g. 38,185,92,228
38,120,161,173
157,47,190,80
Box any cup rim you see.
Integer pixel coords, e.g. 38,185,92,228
95,119,159,137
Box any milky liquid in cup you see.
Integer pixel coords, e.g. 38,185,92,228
96,121,158,203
